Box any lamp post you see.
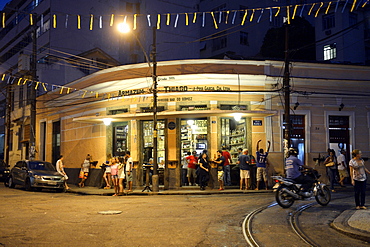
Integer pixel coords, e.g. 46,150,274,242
118,24,159,192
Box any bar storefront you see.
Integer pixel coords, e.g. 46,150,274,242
36,59,276,189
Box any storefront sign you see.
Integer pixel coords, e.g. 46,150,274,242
168,121,176,130
253,120,263,126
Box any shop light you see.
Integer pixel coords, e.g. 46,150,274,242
233,113,242,122
187,120,194,126
103,118,112,126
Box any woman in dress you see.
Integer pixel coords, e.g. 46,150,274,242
349,149,370,209
110,157,119,196
198,152,210,191
56,155,70,190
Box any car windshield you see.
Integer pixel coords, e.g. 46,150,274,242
28,161,56,171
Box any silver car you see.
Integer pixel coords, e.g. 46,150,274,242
8,160,65,192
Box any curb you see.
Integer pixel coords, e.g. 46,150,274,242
331,210,370,243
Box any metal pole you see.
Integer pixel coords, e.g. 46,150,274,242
5,84,11,165
283,23,291,157
29,16,37,160
151,26,159,192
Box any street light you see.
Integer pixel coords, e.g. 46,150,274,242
118,23,159,192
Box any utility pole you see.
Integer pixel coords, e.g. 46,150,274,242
283,22,291,157
29,14,37,160
151,26,159,192
5,83,11,165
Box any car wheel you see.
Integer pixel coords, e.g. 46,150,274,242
25,178,32,191
8,176,15,188
4,177,9,187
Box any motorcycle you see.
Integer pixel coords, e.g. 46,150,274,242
272,168,331,208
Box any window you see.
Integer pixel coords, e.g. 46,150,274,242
212,31,227,51
324,43,336,60
322,14,335,30
240,31,249,46
211,4,227,23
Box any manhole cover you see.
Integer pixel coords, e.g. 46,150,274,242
98,210,122,215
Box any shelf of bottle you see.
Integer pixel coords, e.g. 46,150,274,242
229,142,245,146
228,134,245,137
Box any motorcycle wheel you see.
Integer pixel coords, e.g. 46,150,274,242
315,185,331,206
276,185,295,208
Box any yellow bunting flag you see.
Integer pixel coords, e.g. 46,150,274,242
325,2,332,14
35,81,40,90
210,12,218,29
1,74,5,81
133,14,137,30
90,14,93,30
60,86,64,94
23,79,27,85
275,7,280,17
96,92,99,98
77,15,81,29
53,14,57,28
287,6,290,24
308,3,316,15
241,10,248,25
225,10,230,24
185,13,189,25
362,0,369,8
250,9,255,22
17,78,22,85
42,83,47,91
166,13,170,25
82,91,87,98
2,13,5,28
351,0,357,12
157,13,161,29
67,88,71,94
29,14,33,25
193,12,197,23
315,2,324,17
292,5,298,19
110,14,114,27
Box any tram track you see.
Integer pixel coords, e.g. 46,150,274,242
243,195,353,247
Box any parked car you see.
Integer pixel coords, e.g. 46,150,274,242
8,160,65,192
0,160,10,185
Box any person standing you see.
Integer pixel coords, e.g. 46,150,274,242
186,151,197,186
78,154,91,188
110,157,119,196
198,152,210,190
181,153,188,186
125,151,134,192
222,146,232,186
238,149,250,190
118,155,126,195
349,149,370,210
324,149,338,192
56,155,70,190
213,150,225,191
337,150,349,187
255,140,270,190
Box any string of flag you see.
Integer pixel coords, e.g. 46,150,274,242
0,73,153,102
1,0,368,30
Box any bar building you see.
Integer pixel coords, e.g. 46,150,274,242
26,59,370,189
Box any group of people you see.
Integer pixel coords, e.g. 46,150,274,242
286,147,370,210
102,151,133,196
181,140,271,191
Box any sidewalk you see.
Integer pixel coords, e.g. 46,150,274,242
66,185,370,243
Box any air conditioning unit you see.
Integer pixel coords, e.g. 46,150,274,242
18,54,30,72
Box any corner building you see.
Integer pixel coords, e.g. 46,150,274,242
35,59,370,189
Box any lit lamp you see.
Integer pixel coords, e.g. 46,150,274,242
118,22,159,192
103,118,112,126
233,113,242,122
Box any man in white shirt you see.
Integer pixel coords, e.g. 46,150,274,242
125,151,133,192
337,150,349,187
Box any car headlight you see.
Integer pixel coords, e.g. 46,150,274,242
4,171,10,173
